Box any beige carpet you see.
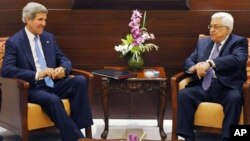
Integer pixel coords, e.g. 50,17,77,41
0,119,221,141
92,119,172,140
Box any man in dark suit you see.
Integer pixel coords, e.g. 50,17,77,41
176,12,248,141
1,2,93,141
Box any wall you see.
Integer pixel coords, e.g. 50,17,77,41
1,0,250,118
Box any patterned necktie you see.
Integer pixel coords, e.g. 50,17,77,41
34,36,54,88
202,43,221,90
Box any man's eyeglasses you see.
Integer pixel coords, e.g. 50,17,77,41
208,25,228,30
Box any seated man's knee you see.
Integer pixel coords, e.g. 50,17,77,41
73,75,88,85
178,89,189,101
45,95,63,107
225,92,242,104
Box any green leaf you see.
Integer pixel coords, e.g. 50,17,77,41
126,34,133,44
120,34,134,45
131,46,141,54
121,39,128,45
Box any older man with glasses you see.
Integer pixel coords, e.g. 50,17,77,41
176,12,248,141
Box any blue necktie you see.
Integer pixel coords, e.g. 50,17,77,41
34,36,54,88
202,43,221,90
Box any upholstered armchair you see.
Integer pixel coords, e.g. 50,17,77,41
171,36,250,140
0,37,94,141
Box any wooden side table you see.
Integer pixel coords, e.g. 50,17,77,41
100,66,168,140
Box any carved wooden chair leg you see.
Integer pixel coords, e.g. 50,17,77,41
85,126,92,138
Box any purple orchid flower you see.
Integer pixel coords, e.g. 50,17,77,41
128,133,138,141
114,9,158,60
128,10,144,46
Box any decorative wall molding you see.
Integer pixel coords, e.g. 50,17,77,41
71,0,190,10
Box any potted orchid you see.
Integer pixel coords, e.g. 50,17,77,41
114,10,158,70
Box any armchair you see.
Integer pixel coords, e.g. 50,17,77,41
0,37,94,141
171,36,250,140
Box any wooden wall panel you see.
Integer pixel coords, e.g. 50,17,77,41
1,0,250,119
0,9,23,36
27,0,70,9
0,0,22,9
70,0,190,10
190,0,250,10
48,10,250,71
0,0,69,10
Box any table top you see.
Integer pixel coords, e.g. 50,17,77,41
103,66,167,81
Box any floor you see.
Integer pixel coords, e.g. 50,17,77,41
0,119,221,141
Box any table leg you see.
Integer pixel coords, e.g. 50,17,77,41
101,79,109,139
158,81,167,140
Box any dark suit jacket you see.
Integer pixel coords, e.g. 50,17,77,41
184,34,248,91
1,28,72,88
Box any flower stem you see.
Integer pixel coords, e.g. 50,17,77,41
142,11,147,30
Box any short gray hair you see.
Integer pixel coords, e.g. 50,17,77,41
22,2,48,23
211,12,234,33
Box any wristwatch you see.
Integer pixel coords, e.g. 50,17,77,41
206,60,214,68
208,61,213,67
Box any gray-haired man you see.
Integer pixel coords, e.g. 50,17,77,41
1,2,93,141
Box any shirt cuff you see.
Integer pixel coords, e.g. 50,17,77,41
206,60,216,68
185,66,195,74
35,71,43,80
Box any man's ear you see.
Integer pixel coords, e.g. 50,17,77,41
25,17,31,24
226,27,231,35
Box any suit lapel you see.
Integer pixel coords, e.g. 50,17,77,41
201,35,232,61
218,35,232,56
40,34,53,67
21,30,36,70
202,40,214,60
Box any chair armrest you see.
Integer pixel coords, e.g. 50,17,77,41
171,71,192,140
171,71,192,109
243,80,250,124
0,77,29,133
71,69,94,103
71,69,94,79
171,72,192,96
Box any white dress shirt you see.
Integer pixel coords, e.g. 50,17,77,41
25,27,47,80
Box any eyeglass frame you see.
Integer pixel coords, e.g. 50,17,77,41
208,25,228,30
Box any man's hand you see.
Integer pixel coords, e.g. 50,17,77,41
195,62,210,79
188,65,197,73
52,67,65,79
0,41,5,49
38,68,55,79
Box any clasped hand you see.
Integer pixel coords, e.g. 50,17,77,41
189,62,210,79
0,41,5,48
38,67,65,80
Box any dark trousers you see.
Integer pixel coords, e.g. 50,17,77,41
176,79,242,140
28,75,93,141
